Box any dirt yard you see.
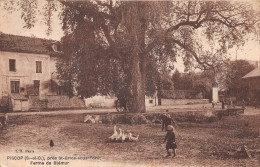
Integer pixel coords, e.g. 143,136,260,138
0,107,259,167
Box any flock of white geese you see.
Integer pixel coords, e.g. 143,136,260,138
109,125,139,142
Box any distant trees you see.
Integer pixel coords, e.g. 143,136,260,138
172,70,193,90
193,70,216,99
226,60,256,89
171,70,181,90
225,60,256,99
171,70,214,98
171,60,257,100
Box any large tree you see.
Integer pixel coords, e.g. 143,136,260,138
2,0,259,112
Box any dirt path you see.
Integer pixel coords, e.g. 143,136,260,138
6,103,259,117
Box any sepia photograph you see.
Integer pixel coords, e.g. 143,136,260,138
0,0,259,166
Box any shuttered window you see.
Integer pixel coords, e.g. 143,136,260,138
9,59,16,72
10,81,20,93
36,61,42,73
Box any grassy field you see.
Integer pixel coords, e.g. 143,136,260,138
0,109,259,167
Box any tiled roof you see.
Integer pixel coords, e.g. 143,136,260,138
0,33,58,55
242,67,260,79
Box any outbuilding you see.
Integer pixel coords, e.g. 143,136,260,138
242,67,260,104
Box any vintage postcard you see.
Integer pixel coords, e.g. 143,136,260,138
0,0,259,167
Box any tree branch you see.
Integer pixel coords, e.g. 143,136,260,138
170,39,213,69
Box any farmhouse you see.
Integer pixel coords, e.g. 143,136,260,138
0,33,85,111
242,67,260,103
0,33,158,112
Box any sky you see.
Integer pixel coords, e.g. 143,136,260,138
0,1,64,40
0,0,259,72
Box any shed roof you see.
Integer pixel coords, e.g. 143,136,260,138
0,33,59,55
242,67,260,79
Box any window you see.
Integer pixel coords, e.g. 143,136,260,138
149,100,153,104
10,81,20,93
57,45,61,52
9,59,16,72
36,61,42,73
34,80,40,95
52,44,61,52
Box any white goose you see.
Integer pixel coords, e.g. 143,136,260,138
130,134,139,141
109,125,118,141
121,130,126,142
128,132,139,141
115,128,123,141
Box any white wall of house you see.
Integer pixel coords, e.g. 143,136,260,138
212,87,219,102
0,51,57,99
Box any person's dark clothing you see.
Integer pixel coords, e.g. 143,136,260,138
164,131,177,156
165,117,174,128
254,100,259,109
161,114,167,131
222,100,225,109
242,100,245,109
161,115,175,131
164,131,175,145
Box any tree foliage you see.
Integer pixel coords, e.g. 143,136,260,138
172,70,194,90
2,0,259,112
171,70,182,89
226,60,256,90
172,70,214,98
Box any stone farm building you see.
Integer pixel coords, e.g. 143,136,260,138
0,33,85,111
242,67,260,104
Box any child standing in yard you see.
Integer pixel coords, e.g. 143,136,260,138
162,125,177,157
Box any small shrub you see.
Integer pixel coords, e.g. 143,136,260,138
101,114,113,124
125,114,150,124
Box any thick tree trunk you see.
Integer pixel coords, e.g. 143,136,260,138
139,9,147,113
128,55,146,113
125,2,147,113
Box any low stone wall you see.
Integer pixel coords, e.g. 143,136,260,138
29,96,47,110
29,95,85,110
161,99,209,106
162,90,203,99
46,95,85,109
0,96,9,112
